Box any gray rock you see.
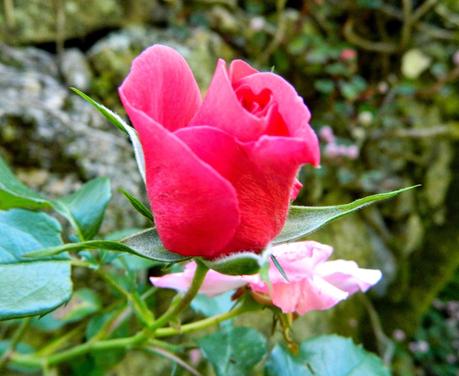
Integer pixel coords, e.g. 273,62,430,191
87,26,236,107
60,48,92,90
0,44,146,233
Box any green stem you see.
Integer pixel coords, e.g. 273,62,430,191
37,322,86,356
47,331,147,367
401,0,413,49
155,304,248,337
97,268,155,327
93,288,158,341
9,262,213,369
10,301,251,368
0,317,32,370
148,261,208,331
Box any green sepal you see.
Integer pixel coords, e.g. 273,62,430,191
70,88,146,182
119,189,153,222
200,252,261,276
275,185,420,244
26,229,188,263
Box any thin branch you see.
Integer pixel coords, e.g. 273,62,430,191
401,0,413,48
370,125,456,140
411,0,439,24
145,347,203,376
343,19,398,53
257,0,287,64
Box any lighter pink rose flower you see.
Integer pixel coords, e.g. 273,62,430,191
150,262,246,296
150,241,381,315
246,241,381,314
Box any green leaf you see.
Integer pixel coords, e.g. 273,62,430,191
52,177,111,240
80,311,130,374
104,228,158,270
120,189,153,222
122,229,189,263
201,252,261,275
71,88,146,182
0,209,72,320
265,335,390,376
275,186,419,244
27,229,189,263
199,327,267,376
32,288,101,331
54,288,102,323
0,156,51,210
191,291,234,317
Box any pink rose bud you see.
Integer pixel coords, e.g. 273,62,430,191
340,48,357,61
150,241,382,316
119,45,320,259
393,329,406,342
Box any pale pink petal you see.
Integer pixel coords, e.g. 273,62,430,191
293,277,349,314
119,44,201,131
150,262,247,296
269,241,333,283
317,260,382,294
269,282,302,313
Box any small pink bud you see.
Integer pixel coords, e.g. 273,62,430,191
340,48,357,61
319,126,335,144
189,349,202,365
393,329,406,342
336,145,349,156
346,145,359,160
453,51,459,66
324,143,339,158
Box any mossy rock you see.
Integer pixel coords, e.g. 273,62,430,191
87,26,236,109
0,0,158,45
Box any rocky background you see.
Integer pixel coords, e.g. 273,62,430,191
1,1,458,374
